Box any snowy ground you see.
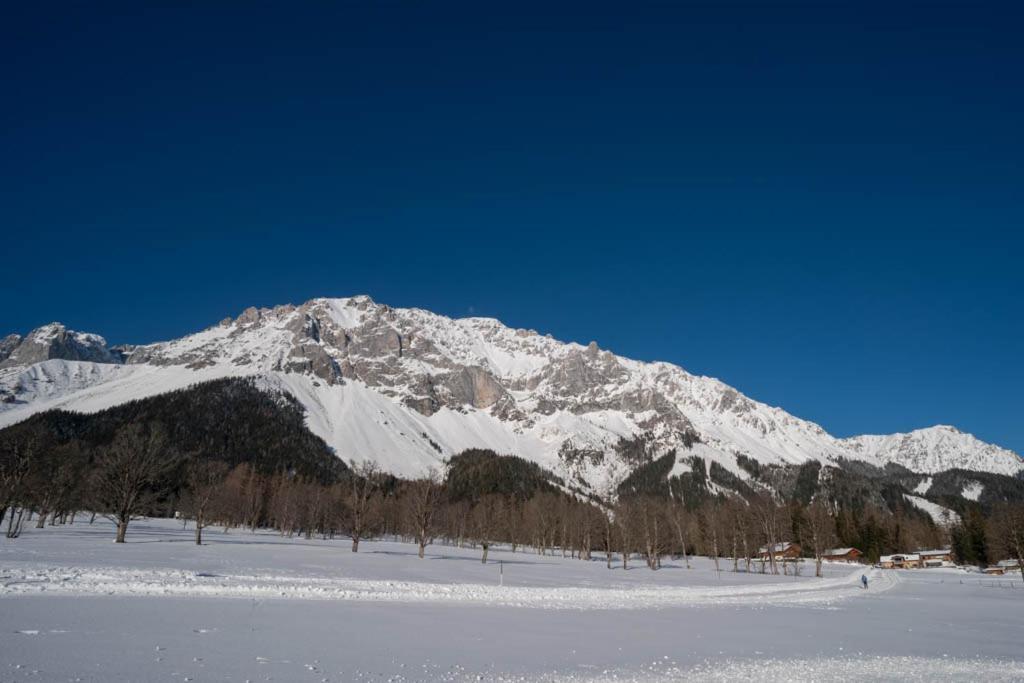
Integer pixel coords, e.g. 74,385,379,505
1,519,1022,682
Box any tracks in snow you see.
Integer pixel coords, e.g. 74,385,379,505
0,565,893,610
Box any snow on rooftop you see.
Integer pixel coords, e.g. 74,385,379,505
880,554,921,562
759,542,797,553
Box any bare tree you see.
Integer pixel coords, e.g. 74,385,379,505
702,504,726,573
988,502,1024,581
602,508,615,569
443,499,471,548
753,494,785,575
23,441,85,529
1,438,34,539
28,448,59,529
738,502,757,572
614,499,636,570
503,498,524,553
89,423,178,543
804,500,837,578
669,502,692,569
578,504,601,562
239,464,267,531
182,460,229,545
470,494,504,564
215,464,249,531
524,493,557,555
636,497,665,570
402,470,442,558
46,444,86,527
303,481,330,539
345,461,382,552
267,473,301,535
719,498,743,572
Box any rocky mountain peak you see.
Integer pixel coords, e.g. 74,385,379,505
0,323,122,369
840,425,1022,477
0,334,22,363
1,297,1020,486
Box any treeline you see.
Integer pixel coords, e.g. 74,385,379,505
947,505,1024,571
1,377,1022,576
1,378,346,482
5,424,1021,579
0,378,347,542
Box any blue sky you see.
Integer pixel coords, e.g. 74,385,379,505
2,3,1022,451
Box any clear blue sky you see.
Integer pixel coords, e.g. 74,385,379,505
3,3,1022,451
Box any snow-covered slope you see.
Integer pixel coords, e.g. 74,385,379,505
1,296,1021,489
841,426,1024,477
903,493,960,525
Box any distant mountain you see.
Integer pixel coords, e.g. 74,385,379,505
1,296,1021,496
0,323,122,369
841,426,1023,478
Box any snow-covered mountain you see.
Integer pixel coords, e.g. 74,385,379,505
840,426,1022,477
0,323,122,369
1,296,1021,489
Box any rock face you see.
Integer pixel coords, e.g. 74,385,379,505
0,323,122,369
0,334,21,363
1,296,1021,486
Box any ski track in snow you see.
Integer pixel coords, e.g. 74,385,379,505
508,656,1024,682
1,522,1020,682
0,564,894,609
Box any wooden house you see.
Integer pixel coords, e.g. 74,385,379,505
822,547,863,563
879,553,920,569
759,542,802,561
917,549,954,567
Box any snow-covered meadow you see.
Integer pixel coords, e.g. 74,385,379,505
1,518,1022,682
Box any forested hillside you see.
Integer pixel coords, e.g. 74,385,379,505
0,377,346,482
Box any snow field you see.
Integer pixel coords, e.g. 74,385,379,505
1,518,884,609
1,518,1022,682
0,561,894,609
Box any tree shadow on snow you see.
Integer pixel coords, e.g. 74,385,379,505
356,549,551,566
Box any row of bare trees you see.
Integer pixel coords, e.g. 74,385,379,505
987,502,1024,581
165,462,843,574
4,424,1021,576
1,424,184,541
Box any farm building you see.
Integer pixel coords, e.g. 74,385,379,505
879,553,921,569
759,542,802,561
917,549,954,567
822,547,863,563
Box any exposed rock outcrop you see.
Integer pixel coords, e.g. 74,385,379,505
0,324,122,369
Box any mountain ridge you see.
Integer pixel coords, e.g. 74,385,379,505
1,296,1021,491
